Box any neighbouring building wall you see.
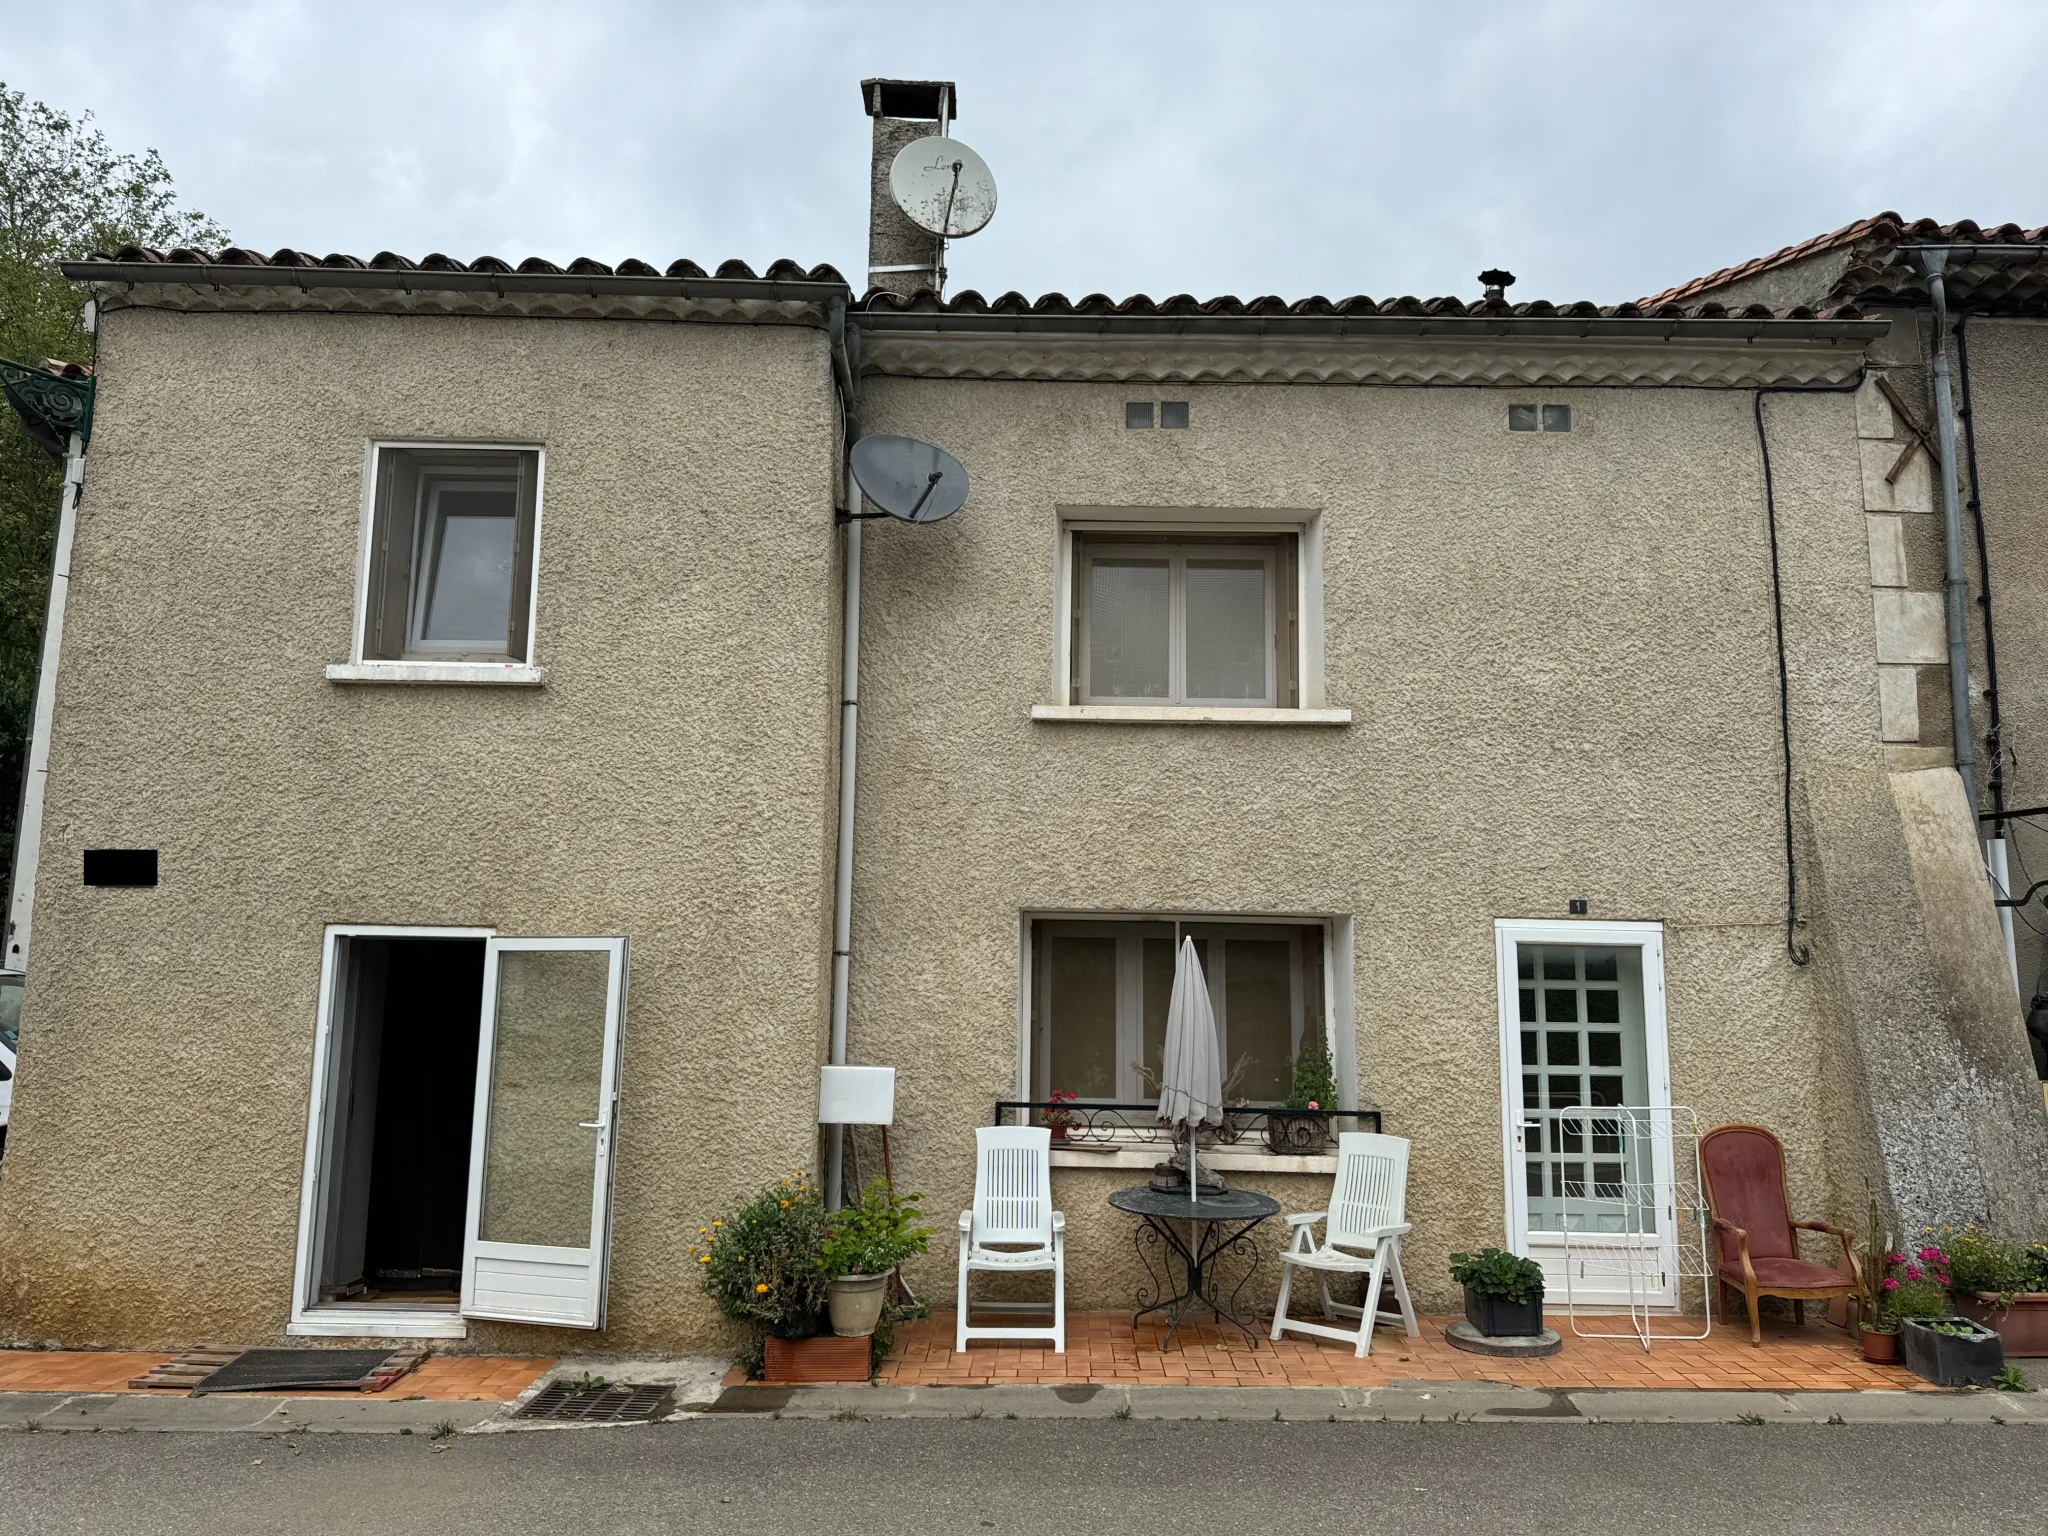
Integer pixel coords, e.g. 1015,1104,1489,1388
0,307,843,1351
1957,318,2048,1022
846,373,1883,1313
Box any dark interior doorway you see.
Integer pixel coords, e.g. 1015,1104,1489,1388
315,936,483,1307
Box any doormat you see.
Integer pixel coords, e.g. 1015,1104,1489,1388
188,1348,427,1396
515,1382,674,1423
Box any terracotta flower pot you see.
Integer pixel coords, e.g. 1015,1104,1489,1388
1951,1291,2048,1357
1858,1327,1899,1364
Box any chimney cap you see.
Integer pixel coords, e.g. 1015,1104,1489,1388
861,79,957,121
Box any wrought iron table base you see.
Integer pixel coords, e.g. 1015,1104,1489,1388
1129,1214,1271,1350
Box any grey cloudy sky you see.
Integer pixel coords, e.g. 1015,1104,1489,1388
5,0,2045,305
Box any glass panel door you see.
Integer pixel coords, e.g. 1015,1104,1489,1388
1517,943,1651,1236
461,937,627,1329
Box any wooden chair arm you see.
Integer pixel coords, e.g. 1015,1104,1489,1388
1791,1219,1850,1237
1793,1219,1861,1286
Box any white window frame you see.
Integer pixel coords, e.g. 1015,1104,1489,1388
1492,917,1677,1307
326,440,547,687
1017,911,1356,1113
1041,509,1343,725
290,923,495,1339
405,473,527,657
1077,543,1278,708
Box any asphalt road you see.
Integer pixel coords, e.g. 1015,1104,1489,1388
0,1419,2041,1534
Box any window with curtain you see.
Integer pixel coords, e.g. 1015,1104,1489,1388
1071,533,1297,707
1029,919,1327,1105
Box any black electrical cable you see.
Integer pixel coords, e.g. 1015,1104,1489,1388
1752,387,1837,967
1955,312,2007,825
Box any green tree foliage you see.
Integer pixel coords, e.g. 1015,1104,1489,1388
0,83,226,890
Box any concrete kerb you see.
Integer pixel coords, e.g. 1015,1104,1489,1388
5,1379,2044,1431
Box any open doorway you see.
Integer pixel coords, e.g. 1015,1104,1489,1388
298,933,483,1326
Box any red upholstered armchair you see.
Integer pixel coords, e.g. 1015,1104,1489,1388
1699,1123,1859,1345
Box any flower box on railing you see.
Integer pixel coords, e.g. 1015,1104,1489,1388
994,1101,1380,1155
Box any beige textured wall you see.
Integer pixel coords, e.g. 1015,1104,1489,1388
848,377,1885,1313
0,308,841,1352
1960,320,2048,1012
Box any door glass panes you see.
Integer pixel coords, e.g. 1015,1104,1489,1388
1517,944,1652,1235
1086,559,1171,699
1047,937,1119,1099
1184,560,1268,701
477,948,610,1248
413,480,518,650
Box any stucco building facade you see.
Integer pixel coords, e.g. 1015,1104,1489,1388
0,94,2042,1355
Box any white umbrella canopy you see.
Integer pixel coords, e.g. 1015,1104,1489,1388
1157,937,1224,1198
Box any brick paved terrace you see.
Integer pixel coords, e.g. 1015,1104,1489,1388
876,1310,1934,1392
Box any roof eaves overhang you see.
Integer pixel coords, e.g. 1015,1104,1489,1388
60,260,856,308
851,311,1888,343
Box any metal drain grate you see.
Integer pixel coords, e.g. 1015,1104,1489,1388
516,1382,674,1423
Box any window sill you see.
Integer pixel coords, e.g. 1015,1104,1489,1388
325,662,544,687
1031,704,1350,726
1049,1145,1337,1174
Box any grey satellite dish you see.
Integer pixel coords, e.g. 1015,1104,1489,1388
849,435,969,523
889,136,998,238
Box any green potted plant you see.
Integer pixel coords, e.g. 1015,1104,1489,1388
820,1179,934,1339
1268,1038,1338,1154
1937,1226,2048,1358
1449,1247,1547,1337
692,1172,854,1381
1855,1203,1901,1363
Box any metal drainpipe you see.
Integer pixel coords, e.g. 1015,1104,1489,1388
1919,248,1979,828
824,306,861,1211
3,431,85,975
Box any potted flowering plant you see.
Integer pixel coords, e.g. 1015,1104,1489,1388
819,1179,934,1338
1268,1040,1338,1155
1937,1225,2048,1358
1858,1212,1956,1364
692,1172,864,1381
1042,1089,1080,1141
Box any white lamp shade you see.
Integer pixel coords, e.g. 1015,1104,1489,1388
818,1064,896,1126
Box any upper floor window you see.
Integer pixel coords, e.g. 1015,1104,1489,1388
363,445,540,663
1071,532,1297,708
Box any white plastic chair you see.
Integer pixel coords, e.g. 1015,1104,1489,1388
1270,1132,1421,1357
956,1125,1066,1353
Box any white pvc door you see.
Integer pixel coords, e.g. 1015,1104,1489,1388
460,937,627,1329
1495,920,1675,1309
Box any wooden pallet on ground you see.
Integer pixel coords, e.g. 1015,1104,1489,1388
128,1351,241,1390
127,1347,428,1393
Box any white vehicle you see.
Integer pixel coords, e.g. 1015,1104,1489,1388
0,972,19,1147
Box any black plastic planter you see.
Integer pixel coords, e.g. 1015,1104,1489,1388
1464,1284,1544,1338
1899,1316,2005,1388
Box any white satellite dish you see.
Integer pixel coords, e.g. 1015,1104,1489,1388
889,136,997,239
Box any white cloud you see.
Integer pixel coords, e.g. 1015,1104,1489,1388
3,0,2044,301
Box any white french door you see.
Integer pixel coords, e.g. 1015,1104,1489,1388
460,937,628,1329
1494,919,1675,1309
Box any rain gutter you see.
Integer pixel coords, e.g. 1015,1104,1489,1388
1917,249,1979,831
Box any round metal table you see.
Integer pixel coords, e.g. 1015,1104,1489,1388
1107,1185,1281,1350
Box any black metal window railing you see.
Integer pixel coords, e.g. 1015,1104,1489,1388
992,1101,1382,1156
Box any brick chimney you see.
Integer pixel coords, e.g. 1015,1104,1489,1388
861,78,957,299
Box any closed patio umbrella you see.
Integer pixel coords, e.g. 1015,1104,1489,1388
1157,936,1224,1200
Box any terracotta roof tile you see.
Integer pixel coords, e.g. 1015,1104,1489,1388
80,245,850,286
855,287,1868,322
1643,214,2048,309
